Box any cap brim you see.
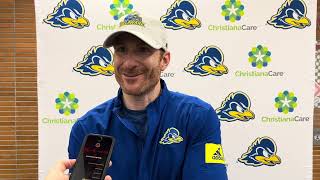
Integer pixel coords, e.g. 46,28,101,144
103,30,162,49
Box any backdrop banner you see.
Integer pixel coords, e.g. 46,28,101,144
35,0,316,179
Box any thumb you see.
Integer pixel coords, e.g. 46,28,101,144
104,175,112,180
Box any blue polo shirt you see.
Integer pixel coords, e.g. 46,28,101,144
68,80,228,180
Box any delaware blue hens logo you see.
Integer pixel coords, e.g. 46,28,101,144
73,46,114,76
267,0,310,29
216,92,255,122
120,12,144,27
185,46,228,76
160,0,201,30
159,127,183,145
44,0,89,29
238,137,281,167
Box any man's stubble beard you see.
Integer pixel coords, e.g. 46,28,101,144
115,65,161,97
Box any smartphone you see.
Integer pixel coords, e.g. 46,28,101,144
70,134,115,180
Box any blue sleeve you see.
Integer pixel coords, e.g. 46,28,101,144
68,120,86,160
68,107,110,159
182,106,228,180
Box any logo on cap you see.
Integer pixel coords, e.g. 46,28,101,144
120,13,145,27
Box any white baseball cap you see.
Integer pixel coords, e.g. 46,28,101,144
103,12,168,51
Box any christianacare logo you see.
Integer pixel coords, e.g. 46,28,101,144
274,90,297,114
109,0,134,20
55,91,79,116
248,45,271,69
221,0,244,23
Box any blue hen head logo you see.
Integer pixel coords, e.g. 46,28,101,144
120,12,144,27
73,46,114,76
216,92,255,122
238,137,281,167
124,13,142,23
161,0,201,30
184,46,228,76
44,0,89,29
268,0,310,29
159,127,183,145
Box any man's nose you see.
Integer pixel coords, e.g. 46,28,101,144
122,54,139,68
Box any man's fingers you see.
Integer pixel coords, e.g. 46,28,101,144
105,162,112,180
65,159,76,169
57,159,76,171
103,161,112,180
105,175,112,180
56,160,68,171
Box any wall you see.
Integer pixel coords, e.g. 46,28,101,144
0,0,37,179
0,0,319,179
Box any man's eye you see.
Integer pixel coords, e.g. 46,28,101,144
139,46,150,53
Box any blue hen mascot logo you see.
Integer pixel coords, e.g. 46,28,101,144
185,46,228,76
73,46,114,76
159,128,183,145
238,137,281,167
216,92,255,122
268,0,310,29
161,0,201,30
44,0,89,29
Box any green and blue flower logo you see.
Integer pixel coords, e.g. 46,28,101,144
109,0,134,20
55,92,79,116
275,90,297,114
248,45,271,69
221,0,244,23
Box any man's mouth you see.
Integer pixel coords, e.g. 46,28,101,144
122,73,143,77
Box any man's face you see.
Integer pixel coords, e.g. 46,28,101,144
113,33,166,96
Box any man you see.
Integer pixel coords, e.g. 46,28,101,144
68,12,228,180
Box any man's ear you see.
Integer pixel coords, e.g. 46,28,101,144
160,51,170,71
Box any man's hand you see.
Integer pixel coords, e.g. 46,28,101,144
45,159,76,180
45,159,112,180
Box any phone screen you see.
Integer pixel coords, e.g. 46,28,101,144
71,134,114,180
